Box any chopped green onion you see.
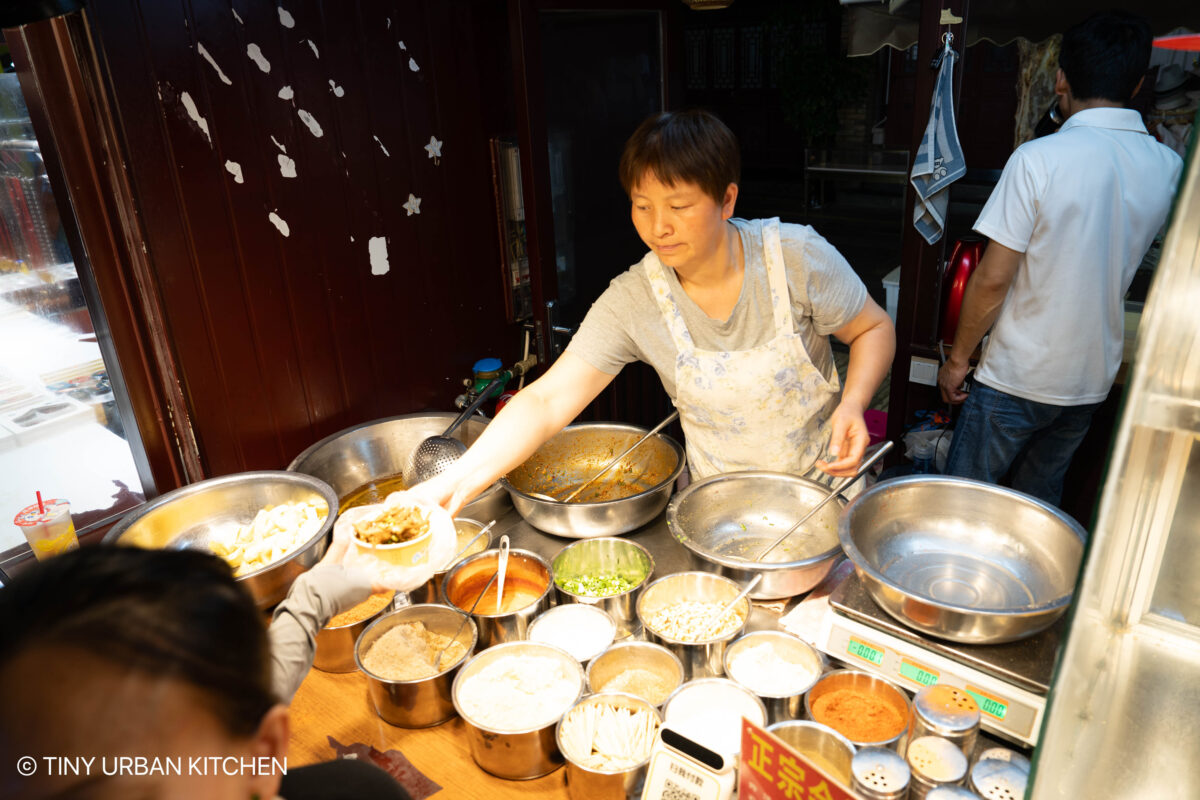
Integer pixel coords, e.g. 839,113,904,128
557,573,639,598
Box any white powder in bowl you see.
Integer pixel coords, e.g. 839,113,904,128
528,604,616,662
457,654,581,731
728,642,821,697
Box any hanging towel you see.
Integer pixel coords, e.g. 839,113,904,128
911,49,966,245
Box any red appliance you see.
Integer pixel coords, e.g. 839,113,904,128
939,236,985,345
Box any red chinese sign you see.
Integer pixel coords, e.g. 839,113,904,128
737,719,863,800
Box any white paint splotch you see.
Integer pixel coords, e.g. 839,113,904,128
329,80,345,98
306,40,319,59
408,57,420,72
277,85,294,101
268,211,290,237
296,109,323,138
398,41,406,50
247,44,271,73
225,160,244,183
278,6,295,28
179,91,212,145
373,135,391,157
277,154,297,178
197,43,232,85
232,8,244,24
270,135,287,153
368,236,390,276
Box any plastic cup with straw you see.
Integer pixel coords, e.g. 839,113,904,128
14,491,78,560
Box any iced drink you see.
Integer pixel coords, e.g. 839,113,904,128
14,499,79,560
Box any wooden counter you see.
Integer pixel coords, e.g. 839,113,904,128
286,506,695,797
288,667,569,798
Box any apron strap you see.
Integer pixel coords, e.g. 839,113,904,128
645,253,696,352
761,218,795,336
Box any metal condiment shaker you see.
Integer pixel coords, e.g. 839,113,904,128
911,685,981,757
850,747,910,800
969,751,1031,799
906,736,969,800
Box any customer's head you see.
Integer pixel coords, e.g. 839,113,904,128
619,109,740,204
1059,11,1152,104
0,546,287,799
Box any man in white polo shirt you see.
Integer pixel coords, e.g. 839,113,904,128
937,10,1183,507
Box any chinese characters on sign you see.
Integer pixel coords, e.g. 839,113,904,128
737,719,863,800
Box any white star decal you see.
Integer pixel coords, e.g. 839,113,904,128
403,193,422,216
425,136,443,165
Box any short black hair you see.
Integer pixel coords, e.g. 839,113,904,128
0,546,275,737
619,109,740,204
1059,11,1152,104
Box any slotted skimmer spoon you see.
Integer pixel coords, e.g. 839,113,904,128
756,439,894,562
405,377,505,485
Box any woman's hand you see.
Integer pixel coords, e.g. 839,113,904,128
815,400,870,477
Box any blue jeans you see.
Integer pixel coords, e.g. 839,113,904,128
944,382,1102,508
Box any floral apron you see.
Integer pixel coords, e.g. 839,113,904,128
646,218,840,479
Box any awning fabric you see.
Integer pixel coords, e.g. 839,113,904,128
847,1,1200,57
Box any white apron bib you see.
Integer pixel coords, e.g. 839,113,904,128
646,218,840,479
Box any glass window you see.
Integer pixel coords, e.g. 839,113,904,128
0,71,145,556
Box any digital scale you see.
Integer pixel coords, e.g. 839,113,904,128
792,572,1060,747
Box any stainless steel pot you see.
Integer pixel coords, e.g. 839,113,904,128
552,537,655,639
103,471,337,608
503,422,684,538
452,641,585,780
286,412,509,521
636,571,750,680
441,547,554,648
666,471,844,600
557,691,661,800
723,630,824,724
766,721,857,786
355,604,477,728
839,475,1087,644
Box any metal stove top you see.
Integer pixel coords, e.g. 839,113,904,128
830,572,1062,695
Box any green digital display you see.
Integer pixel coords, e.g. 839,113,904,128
847,637,883,666
899,660,939,687
967,688,1008,720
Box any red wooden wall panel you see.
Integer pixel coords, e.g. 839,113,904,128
85,0,517,476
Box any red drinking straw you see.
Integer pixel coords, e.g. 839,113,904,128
1153,34,1200,52
36,491,45,514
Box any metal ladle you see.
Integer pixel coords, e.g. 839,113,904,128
529,409,679,503
433,534,510,670
756,440,894,562
404,376,505,486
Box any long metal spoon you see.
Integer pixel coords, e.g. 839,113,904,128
441,520,497,570
529,409,679,503
702,574,762,638
756,440,894,562
494,535,510,613
434,569,498,671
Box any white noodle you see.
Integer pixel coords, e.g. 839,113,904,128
561,702,659,771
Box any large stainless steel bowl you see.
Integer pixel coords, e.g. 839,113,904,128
286,412,509,521
839,475,1087,644
504,422,685,538
666,471,844,599
103,471,337,608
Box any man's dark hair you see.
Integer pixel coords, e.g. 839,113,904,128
0,546,275,736
619,109,740,203
1059,11,1152,104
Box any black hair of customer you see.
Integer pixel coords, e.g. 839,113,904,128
1059,10,1152,104
0,545,276,737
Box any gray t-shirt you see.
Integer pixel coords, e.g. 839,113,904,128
566,218,868,398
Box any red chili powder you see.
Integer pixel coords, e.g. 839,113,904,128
811,687,906,742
